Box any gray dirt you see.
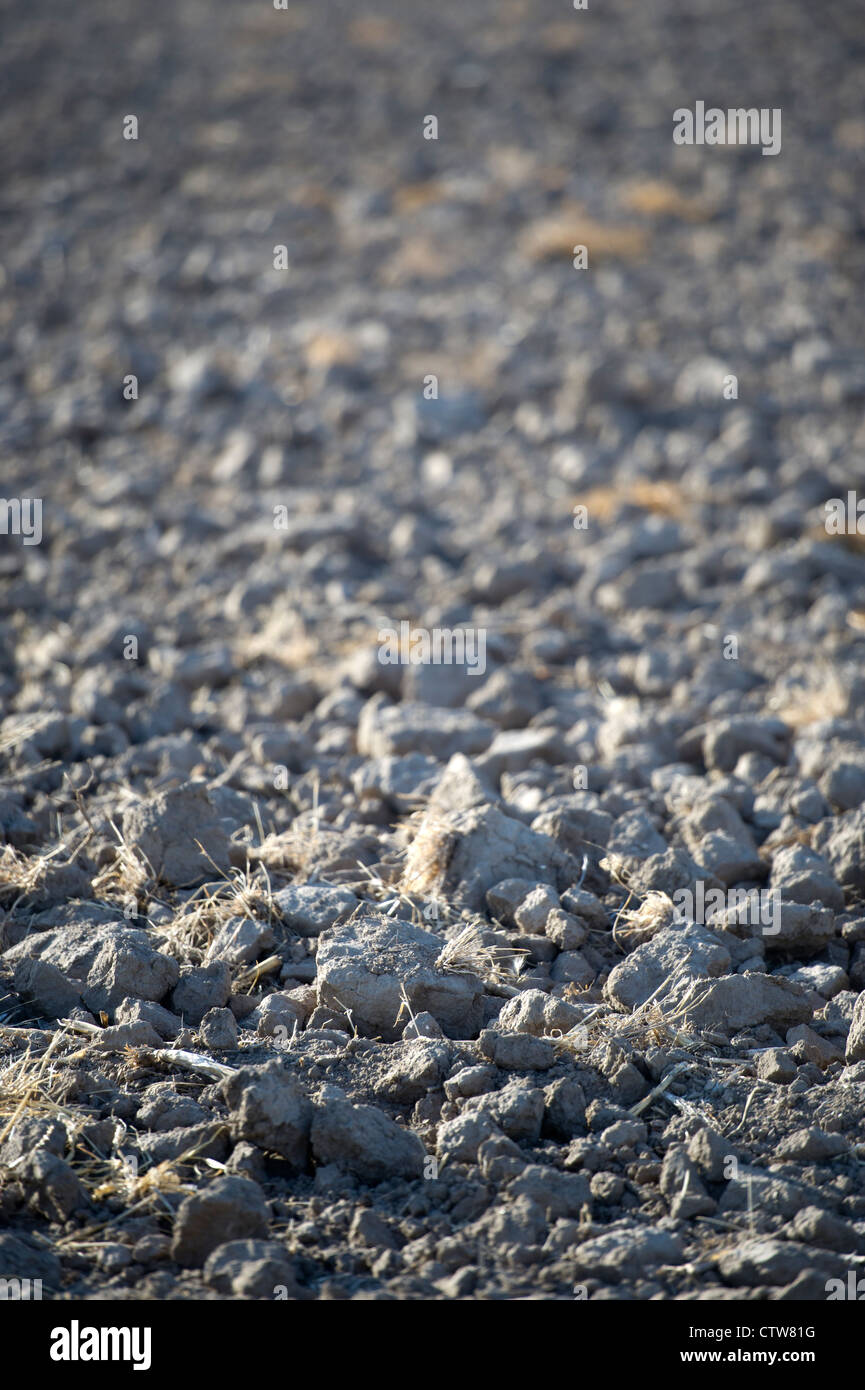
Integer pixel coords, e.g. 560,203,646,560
2,0,865,1301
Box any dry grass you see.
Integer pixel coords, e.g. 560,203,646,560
250,828,314,875
90,822,151,901
549,998,685,1064
399,807,456,902
249,775,323,880
0,844,55,906
159,864,280,964
88,1151,189,1205
0,768,110,909
436,921,527,989
0,1024,234,1248
0,714,52,756
77,1137,221,1237
380,237,457,286
519,202,649,263
768,663,849,728
812,518,865,555
600,850,675,950
348,15,401,49
578,478,693,524
393,181,446,214
236,608,319,671
0,1028,71,1151
538,20,585,52
234,953,282,991
612,889,677,950
620,179,713,223
548,989,731,1126
303,329,358,371
352,854,434,926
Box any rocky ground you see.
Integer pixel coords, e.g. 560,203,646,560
2,0,865,1302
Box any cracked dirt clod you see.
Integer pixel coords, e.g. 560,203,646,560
121,783,232,888
310,1089,427,1183
170,1176,270,1266
315,906,485,1040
